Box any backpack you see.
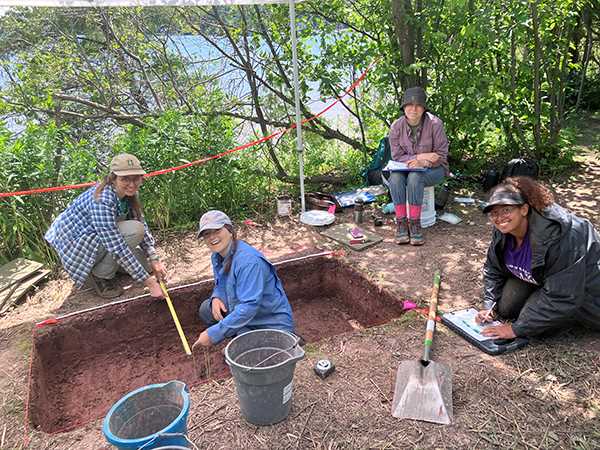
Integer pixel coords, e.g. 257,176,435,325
500,158,539,181
481,159,540,192
363,137,392,186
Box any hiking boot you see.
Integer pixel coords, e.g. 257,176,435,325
395,218,410,244
88,275,123,299
409,220,425,246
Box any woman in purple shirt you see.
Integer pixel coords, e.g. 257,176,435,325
388,87,449,245
477,177,600,339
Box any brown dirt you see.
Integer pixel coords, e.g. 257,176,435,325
28,257,404,434
1,128,599,449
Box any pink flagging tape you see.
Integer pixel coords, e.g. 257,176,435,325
1,60,377,199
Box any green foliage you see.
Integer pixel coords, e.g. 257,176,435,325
0,121,98,265
113,109,272,228
1,1,598,268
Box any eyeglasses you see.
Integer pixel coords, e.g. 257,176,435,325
488,205,520,220
118,175,143,185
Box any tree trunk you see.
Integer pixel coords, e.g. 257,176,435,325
575,7,593,112
530,0,543,153
510,29,530,153
391,0,418,88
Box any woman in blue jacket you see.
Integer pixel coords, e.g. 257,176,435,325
192,210,295,348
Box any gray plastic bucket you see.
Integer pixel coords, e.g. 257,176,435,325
225,329,305,425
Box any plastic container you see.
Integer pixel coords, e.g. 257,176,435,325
407,186,436,228
152,447,190,450
225,329,305,425
277,195,292,216
102,380,190,450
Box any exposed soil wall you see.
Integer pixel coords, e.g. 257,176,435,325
29,256,404,433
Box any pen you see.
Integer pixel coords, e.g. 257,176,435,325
484,301,497,322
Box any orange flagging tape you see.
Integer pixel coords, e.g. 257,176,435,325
1,60,377,199
35,318,59,328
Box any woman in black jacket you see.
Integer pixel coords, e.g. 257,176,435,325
477,177,600,339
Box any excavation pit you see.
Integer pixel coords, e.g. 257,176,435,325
28,255,405,433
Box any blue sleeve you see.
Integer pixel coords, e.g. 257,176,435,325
207,260,266,344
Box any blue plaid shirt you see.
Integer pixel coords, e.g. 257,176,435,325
45,185,156,287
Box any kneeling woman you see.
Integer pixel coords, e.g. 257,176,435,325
478,177,600,339
193,210,295,348
45,153,166,299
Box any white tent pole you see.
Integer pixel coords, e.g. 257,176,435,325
288,0,305,213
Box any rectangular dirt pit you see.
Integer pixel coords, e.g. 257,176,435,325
29,255,405,433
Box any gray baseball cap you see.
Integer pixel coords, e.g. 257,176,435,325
198,210,232,236
482,187,525,213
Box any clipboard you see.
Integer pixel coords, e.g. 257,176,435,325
441,308,529,355
382,161,426,172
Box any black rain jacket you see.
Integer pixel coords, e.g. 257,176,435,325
483,203,600,337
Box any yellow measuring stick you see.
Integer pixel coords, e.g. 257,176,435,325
159,281,192,356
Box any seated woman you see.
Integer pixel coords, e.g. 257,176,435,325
477,176,600,339
45,153,166,299
388,86,449,245
193,210,295,348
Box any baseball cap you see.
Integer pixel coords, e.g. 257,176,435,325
198,210,233,237
482,187,525,214
110,153,146,176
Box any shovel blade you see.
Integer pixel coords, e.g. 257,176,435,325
391,360,453,425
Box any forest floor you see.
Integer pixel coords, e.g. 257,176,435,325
1,114,599,450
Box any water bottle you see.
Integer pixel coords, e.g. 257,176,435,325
353,198,364,224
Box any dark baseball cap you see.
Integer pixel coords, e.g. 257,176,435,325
482,187,525,214
401,87,427,109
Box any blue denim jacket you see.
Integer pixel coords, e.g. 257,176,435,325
206,240,294,344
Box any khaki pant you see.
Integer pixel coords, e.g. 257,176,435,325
91,220,150,280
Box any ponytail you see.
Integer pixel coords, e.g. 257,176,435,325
223,224,237,274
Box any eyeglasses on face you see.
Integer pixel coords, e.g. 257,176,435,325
118,175,143,185
488,205,520,220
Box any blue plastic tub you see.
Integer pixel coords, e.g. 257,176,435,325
102,380,190,449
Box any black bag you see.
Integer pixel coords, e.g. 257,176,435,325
500,158,539,181
482,168,501,192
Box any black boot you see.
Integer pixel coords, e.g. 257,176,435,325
88,275,123,299
395,218,410,244
409,219,425,246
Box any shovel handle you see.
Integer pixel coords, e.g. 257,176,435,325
422,271,441,362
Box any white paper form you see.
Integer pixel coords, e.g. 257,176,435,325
442,308,502,342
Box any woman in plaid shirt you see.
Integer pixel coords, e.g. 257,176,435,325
45,153,167,299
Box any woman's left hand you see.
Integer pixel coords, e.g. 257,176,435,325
192,331,212,350
481,323,516,339
151,260,168,281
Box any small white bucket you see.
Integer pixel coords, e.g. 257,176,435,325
406,186,436,228
277,196,292,217
420,186,436,228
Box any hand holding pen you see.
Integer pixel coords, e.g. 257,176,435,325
476,301,497,324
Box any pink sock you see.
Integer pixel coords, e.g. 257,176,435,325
395,204,407,219
409,204,422,220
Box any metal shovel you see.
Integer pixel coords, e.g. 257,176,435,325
391,270,453,424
